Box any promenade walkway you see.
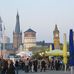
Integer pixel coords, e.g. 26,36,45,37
17,70,70,74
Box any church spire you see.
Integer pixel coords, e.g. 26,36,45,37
15,12,20,33
55,24,58,31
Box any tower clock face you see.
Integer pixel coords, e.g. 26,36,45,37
55,34,58,37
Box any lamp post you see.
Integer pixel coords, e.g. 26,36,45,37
0,42,2,57
3,33,5,58
0,17,2,57
2,25,6,59
0,33,3,57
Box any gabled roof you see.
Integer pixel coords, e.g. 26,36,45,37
24,28,36,33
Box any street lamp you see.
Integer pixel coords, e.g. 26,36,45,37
0,17,2,57
0,42,2,57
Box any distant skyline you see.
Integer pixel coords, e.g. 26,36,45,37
0,0,74,43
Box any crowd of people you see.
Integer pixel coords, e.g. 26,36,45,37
0,56,70,74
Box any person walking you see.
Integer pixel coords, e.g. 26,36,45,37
15,61,19,74
33,58,38,72
25,58,29,73
40,58,46,72
6,60,15,74
2,59,8,74
0,58,3,74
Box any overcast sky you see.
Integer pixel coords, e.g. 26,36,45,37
0,0,74,43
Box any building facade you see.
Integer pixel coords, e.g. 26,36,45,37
0,17,11,57
13,12,22,50
0,43,15,57
24,28,36,50
53,24,60,49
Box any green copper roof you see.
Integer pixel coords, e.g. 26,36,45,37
15,12,20,33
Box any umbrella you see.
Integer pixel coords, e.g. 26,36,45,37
63,33,67,72
69,29,74,74
69,29,74,66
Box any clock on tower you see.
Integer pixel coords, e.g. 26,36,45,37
53,24,60,49
55,33,59,37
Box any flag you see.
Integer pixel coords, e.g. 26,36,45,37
69,29,74,66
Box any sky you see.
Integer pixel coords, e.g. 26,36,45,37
0,0,74,43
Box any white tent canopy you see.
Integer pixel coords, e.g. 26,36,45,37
16,51,32,57
47,49,69,56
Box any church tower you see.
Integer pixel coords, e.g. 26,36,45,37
13,12,22,50
53,24,60,49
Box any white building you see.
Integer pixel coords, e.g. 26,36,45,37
24,28,36,51
0,16,10,44
4,36,10,43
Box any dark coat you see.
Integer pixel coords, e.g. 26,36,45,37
6,63,15,74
